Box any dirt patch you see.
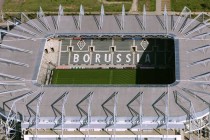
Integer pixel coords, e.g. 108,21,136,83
146,0,150,10
130,0,138,12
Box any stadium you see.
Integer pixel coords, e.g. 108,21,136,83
0,4,210,140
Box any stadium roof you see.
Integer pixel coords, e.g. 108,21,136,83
0,5,210,138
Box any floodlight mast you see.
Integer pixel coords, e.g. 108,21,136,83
174,90,206,138
192,32,210,40
163,5,168,35
37,7,51,31
21,12,44,33
6,92,32,139
0,82,26,86
121,4,125,30
0,58,29,67
187,45,210,54
0,88,29,95
61,92,69,140
127,91,144,138
143,4,146,30
99,5,104,29
185,14,210,37
87,93,93,140
6,20,37,36
0,29,35,41
185,20,210,36
209,107,210,139
190,58,210,67
139,93,143,140
181,12,209,34
113,92,118,140
0,72,25,81
0,44,32,54
181,88,210,132
166,87,169,140
78,5,84,30
173,6,191,31
35,92,44,140
57,5,64,30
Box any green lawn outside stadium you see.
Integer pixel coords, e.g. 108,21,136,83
3,0,157,13
51,69,136,84
171,0,210,12
3,0,210,13
3,0,131,12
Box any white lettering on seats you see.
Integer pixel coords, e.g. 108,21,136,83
95,54,101,63
83,54,90,63
126,54,131,63
116,54,122,63
145,54,151,63
104,54,111,63
73,54,79,63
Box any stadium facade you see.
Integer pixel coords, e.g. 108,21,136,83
0,4,210,140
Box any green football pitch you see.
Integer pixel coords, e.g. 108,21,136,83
51,69,136,85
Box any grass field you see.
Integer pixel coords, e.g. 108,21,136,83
3,0,156,13
3,0,131,12
171,0,210,12
138,0,156,11
51,69,136,84
4,0,210,13
51,68,175,85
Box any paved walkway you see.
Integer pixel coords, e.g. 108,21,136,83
130,0,138,12
156,0,162,14
0,0,4,22
0,0,4,11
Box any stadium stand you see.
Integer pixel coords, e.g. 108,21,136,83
60,52,69,65
93,39,112,51
1,4,210,140
70,52,91,65
91,52,112,65
113,52,133,65
114,39,132,51
71,39,90,51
